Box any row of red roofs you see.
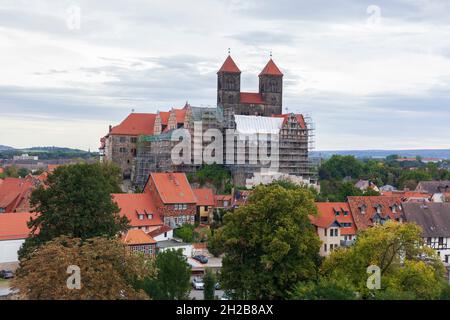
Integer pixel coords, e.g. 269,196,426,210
0,166,435,245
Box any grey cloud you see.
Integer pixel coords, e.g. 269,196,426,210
229,0,450,24
228,31,296,46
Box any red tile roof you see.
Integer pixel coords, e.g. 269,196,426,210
240,92,265,104
193,188,215,206
158,111,170,125
122,229,156,245
347,196,404,231
174,108,187,123
218,55,241,74
150,172,197,204
0,178,34,212
149,225,172,238
214,194,232,207
273,113,307,129
0,167,4,174
112,193,163,228
311,202,356,235
259,59,283,76
110,113,156,136
381,191,431,201
0,212,34,240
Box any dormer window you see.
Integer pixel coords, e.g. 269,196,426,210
334,209,340,216
147,214,153,219
343,210,349,216
373,214,381,224
375,204,382,214
138,214,144,220
391,204,398,214
360,204,367,214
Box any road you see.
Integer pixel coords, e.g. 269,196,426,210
189,288,224,300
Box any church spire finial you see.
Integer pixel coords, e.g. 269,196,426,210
228,48,231,55
270,51,272,58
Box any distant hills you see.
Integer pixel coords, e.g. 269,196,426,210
0,145,15,151
0,145,90,153
0,146,97,160
2,145,450,160
312,149,450,160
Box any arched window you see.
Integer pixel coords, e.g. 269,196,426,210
226,78,235,90
270,79,277,91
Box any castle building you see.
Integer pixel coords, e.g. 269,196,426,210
100,55,315,188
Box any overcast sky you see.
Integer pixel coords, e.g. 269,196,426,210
1,0,450,151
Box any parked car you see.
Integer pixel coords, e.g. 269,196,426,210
215,282,221,290
192,277,205,290
0,270,14,279
221,292,232,300
193,255,208,264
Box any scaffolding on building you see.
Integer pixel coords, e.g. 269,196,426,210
132,106,318,188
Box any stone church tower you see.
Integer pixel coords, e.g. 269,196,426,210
217,55,284,128
259,58,283,115
217,55,242,128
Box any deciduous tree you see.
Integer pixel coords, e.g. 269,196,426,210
214,184,321,300
12,236,153,300
139,249,191,300
322,221,446,300
19,163,129,259
203,268,217,300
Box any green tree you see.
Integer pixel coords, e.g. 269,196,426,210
19,163,128,259
214,184,321,299
322,221,446,300
174,224,197,243
12,236,153,300
4,165,19,178
291,277,357,300
399,170,432,189
18,168,30,178
203,268,217,300
363,188,381,196
193,164,232,193
319,180,364,202
319,155,363,180
140,249,191,300
208,228,224,257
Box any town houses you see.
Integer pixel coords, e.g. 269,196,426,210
310,202,357,256
0,168,224,267
3,155,450,281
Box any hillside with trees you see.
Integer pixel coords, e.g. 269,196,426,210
317,155,450,201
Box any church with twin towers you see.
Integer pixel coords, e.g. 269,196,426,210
100,54,315,188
